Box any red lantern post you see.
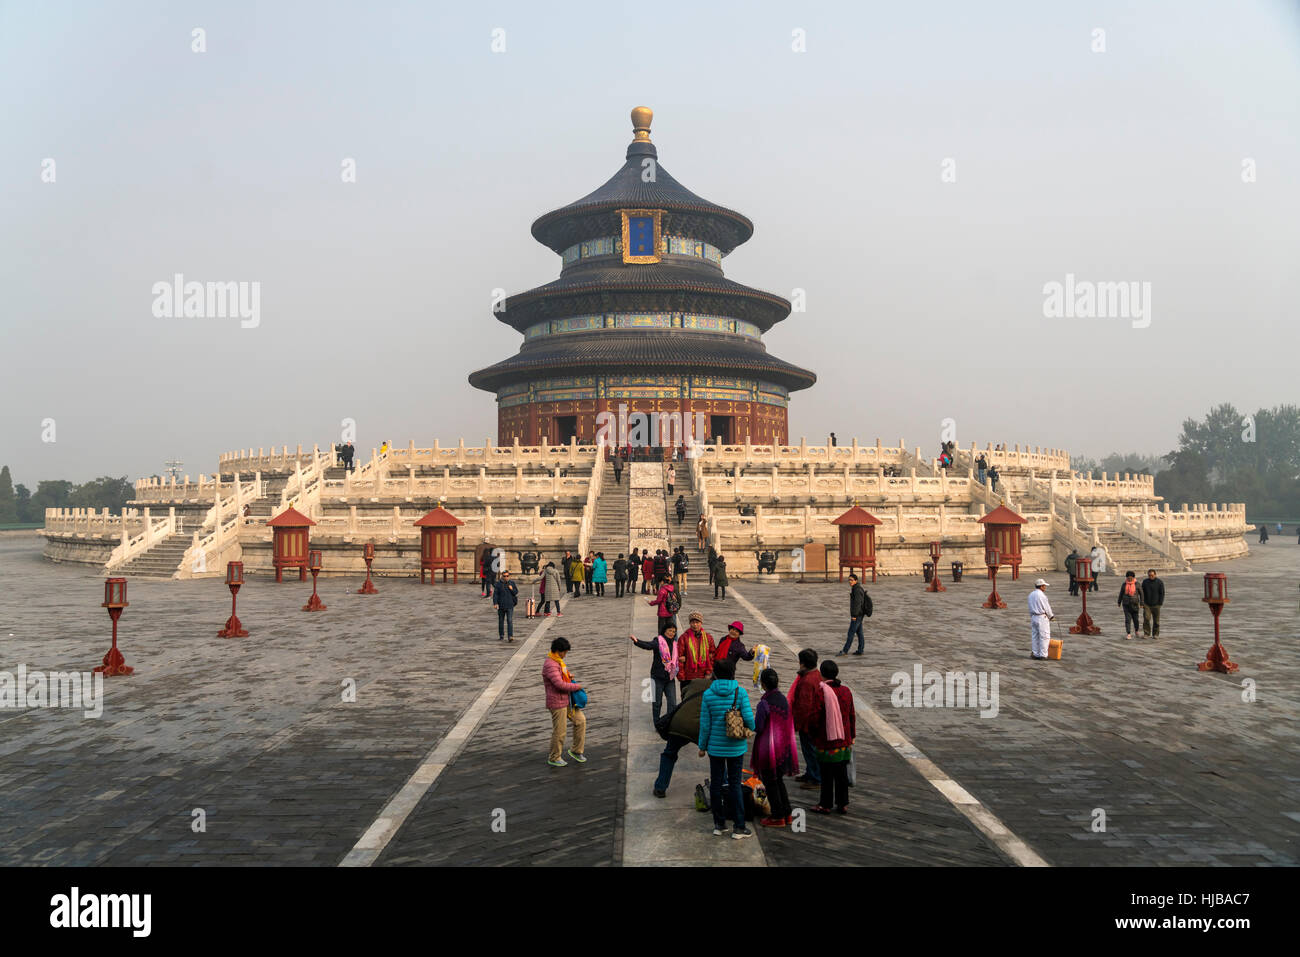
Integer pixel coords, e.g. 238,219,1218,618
302,549,327,611
95,577,135,676
982,547,1006,609
358,541,379,595
926,540,946,592
1197,573,1238,673
1068,555,1101,635
218,561,249,637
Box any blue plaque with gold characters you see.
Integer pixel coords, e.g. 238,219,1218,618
619,209,662,264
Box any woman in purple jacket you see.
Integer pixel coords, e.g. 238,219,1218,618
751,668,799,827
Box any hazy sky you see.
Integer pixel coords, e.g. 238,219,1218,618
2,0,1298,485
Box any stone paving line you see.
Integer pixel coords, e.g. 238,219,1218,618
0,539,540,866
372,588,629,866
340,599,563,866
729,585,1050,867
732,547,1299,866
622,593,767,865
5,538,1292,866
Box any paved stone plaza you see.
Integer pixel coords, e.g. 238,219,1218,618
0,533,1296,866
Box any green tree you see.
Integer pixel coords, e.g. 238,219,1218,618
1160,404,1300,516
29,480,75,520
0,466,17,523
1174,403,1252,483
69,476,133,512
1156,449,1211,506
14,484,32,523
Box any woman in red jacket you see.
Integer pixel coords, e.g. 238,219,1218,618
641,553,656,594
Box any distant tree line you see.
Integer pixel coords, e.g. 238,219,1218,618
0,467,133,525
1070,404,1300,518
1156,404,1300,518
1069,451,1167,478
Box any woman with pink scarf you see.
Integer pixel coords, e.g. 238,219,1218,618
752,668,799,827
810,659,855,815
629,623,680,723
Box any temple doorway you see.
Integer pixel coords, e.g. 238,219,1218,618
711,415,733,445
556,416,578,443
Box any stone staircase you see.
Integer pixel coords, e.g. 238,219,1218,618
249,474,292,519
114,532,194,579
588,461,629,558
1096,530,1184,575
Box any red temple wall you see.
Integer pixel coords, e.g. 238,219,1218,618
497,398,788,446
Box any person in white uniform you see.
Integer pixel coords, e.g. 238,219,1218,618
1027,578,1056,659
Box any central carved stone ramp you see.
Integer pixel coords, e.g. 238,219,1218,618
664,463,708,589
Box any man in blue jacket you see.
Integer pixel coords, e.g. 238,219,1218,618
492,569,519,641
698,659,756,840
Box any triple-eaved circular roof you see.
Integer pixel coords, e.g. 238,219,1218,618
469,108,816,396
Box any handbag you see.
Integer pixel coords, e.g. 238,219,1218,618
694,781,711,812
570,688,588,710
846,751,857,787
725,687,752,739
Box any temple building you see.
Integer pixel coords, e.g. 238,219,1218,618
468,107,816,447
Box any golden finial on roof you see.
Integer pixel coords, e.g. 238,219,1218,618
631,106,653,142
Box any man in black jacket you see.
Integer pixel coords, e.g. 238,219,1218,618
491,570,519,641
1140,568,1165,638
841,573,872,655
613,554,628,598
561,551,575,596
